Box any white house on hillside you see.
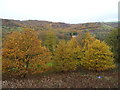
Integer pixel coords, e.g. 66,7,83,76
70,32,78,38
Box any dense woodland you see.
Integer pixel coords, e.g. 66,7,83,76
1,19,119,78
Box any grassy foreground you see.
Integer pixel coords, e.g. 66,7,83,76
2,69,118,88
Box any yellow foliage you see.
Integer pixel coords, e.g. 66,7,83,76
53,38,82,72
81,39,116,71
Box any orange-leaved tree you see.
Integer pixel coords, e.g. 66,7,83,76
2,28,52,76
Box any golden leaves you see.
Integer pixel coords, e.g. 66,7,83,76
81,36,116,71
2,29,52,76
53,38,82,72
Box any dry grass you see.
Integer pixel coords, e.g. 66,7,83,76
2,69,119,88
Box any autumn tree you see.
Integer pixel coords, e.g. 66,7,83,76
43,30,58,52
82,32,96,48
105,28,119,63
38,30,46,42
76,31,84,45
81,33,116,71
2,28,52,77
53,38,82,72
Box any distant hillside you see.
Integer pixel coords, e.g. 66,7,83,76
2,19,71,30
2,19,117,40
105,22,118,28
2,19,117,30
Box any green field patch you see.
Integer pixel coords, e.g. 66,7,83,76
46,62,53,67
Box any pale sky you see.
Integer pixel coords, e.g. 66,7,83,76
0,0,119,24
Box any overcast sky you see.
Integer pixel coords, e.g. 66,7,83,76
0,0,119,24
